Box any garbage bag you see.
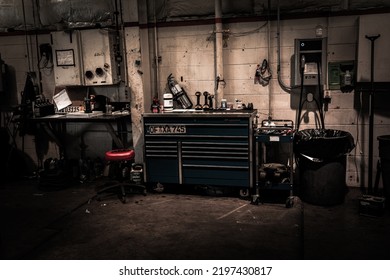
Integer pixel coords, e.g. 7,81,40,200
294,129,355,160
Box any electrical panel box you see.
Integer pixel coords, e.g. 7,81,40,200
293,38,327,86
328,61,355,92
80,29,119,86
51,29,119,86
52,31,83,86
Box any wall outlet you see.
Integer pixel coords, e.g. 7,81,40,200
347,172,359,187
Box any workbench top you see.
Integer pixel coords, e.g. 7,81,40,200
143,109,257,118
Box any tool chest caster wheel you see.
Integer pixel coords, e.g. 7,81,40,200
239,188,250,198
285,196,295,208
251,194,260,205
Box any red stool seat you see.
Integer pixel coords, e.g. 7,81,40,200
105,149,135,161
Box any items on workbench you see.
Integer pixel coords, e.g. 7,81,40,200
194,91,202,110
84,97,92,113
167,73,193,109
151,96,160,113
220,98,227,109
207,93,214,109
33,98,55,117
202,91,210,109
163,93,173,111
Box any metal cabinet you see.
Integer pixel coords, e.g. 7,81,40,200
143,110,257,193
252,119,294,205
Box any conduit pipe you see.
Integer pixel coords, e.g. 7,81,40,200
153,1,160,99
276,0,293,94
214,0,223,104
267,0,272,118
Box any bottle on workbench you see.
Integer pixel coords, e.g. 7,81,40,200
151,96,160,113
90,95,95,111
84,97,92,113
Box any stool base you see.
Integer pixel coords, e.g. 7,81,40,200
96,179,146,203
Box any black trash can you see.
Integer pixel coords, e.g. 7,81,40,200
294,129,355,206
378,135,390,200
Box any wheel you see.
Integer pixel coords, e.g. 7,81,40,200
285,196,295,208
239,188,250,198
120,196,127,204
251,194,260,205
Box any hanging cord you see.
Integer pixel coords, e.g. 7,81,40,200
261,59,272,86
229,21,268,37
113,0,123,81
118,0,129,87
316,61,325,129
21,0,32,73
254,59,272,86
296,55,305,131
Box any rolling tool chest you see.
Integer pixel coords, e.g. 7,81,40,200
143,110,257,194
253,119,295,205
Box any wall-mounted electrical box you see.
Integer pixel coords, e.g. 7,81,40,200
293,38,327,86
290,38,327,110
52,29,119,87
52,31,83,86
328,61,355,92
80,29,119,86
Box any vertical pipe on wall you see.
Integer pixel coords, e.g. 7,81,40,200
137,0,152,111
276,0,292,94
21,0,32,73
153,1,160,100
267,0,272,118
214,0,223,104
118,0,129,87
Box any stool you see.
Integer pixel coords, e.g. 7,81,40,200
96,149,146,203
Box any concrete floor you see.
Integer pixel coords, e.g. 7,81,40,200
1,178,389,260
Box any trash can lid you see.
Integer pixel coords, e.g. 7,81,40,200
378,135,390,141
294,129,355,159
